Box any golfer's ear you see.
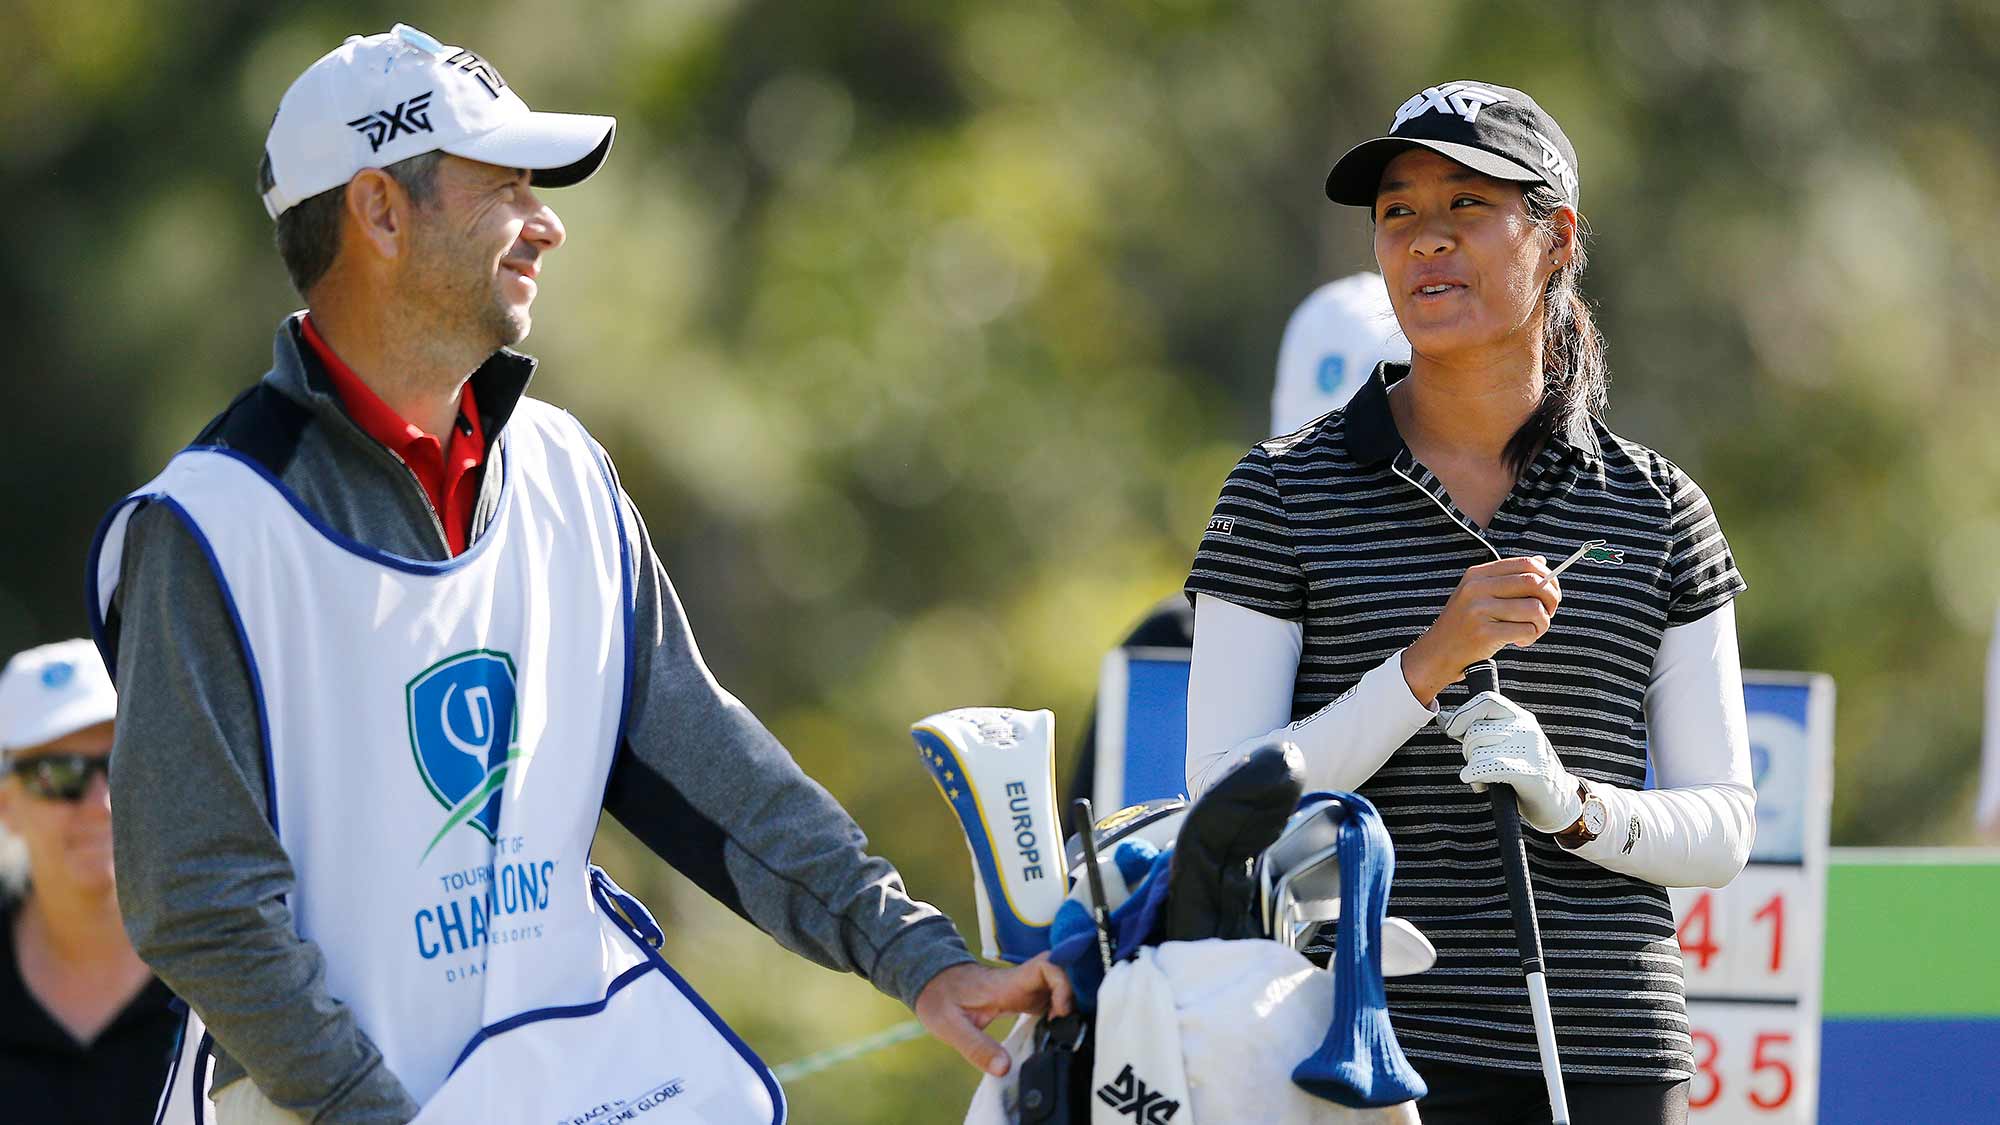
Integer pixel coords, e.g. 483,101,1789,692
1546,206,1579,270
345,169,408,261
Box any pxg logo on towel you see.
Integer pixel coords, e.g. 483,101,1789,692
407,649,520,859
1096,1064,1181,1122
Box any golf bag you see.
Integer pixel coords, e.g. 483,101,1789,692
961,744,1432,1124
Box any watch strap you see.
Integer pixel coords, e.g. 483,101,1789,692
1553,781,1598,850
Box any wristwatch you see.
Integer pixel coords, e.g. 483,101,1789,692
1553,781,1606,850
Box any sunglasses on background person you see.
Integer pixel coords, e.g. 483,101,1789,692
6,752,113,802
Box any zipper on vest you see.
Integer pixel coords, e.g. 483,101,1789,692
381,447,453,554
324,394,459,556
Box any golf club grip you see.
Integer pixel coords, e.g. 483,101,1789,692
1467,661,1547,974
1465,659,1499,696
1488,786,1545,974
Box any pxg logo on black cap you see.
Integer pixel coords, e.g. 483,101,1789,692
1325,80,1579,211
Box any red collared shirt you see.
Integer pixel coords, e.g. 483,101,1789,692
300,315,486,555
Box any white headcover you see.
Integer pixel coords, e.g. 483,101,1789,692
912,708,1068,962
1270,273,1409,436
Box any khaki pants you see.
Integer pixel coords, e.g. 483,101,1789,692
213,1080,307,1125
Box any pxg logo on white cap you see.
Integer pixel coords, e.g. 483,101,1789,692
258,23,616,219
1325,79,1579,212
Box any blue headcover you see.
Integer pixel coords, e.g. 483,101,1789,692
1289,792,1426,1107
1047,840,1173,1012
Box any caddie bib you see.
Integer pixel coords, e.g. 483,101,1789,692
92,399,782,1124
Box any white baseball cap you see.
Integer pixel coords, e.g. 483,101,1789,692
0,640,116,758
259,23,616,219
1269,272,1410,436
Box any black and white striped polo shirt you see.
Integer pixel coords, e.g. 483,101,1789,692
1185,363,1745,1081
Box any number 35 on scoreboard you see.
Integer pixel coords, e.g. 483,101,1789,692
1668,672,1834,1123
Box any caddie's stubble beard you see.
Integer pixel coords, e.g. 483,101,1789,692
403,208,531,356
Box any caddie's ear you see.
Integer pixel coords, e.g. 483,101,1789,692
344,168,412,262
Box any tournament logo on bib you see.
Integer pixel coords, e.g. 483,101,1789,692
406,650,520,859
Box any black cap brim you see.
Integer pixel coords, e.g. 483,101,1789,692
1325,136,1544,206
446,114,617,191
528,124,615,189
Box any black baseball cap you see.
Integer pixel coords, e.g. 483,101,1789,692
1325,80,1579,210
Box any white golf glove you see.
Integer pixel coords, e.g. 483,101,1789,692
1439,691,1583,833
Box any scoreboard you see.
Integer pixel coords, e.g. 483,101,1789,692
1669,673,1835,1123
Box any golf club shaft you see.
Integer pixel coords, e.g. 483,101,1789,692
1071,798,1116,971
1467,659,1571,1125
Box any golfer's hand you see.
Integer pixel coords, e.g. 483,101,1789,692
1441,690,1583,832
1403,557,1561,703
914,954,1073,1077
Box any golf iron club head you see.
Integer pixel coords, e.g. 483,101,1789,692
1260,797,1435,976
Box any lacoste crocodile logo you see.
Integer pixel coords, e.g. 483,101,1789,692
1551,538,1625,577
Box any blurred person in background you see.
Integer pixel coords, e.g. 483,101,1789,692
1981,607,2000,839
0,638,179,1122
1185,81,1754,1123
89,24,1063,1125
1065,272,1408,819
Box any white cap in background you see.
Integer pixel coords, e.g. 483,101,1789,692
1269,272,1409,436
0,640,117,758
259,23,616,218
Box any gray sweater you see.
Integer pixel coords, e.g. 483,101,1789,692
101,316,972,1121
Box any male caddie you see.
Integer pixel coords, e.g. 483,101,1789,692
89,25,1066,1124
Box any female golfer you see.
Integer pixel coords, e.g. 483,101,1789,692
1184,81,1753,1124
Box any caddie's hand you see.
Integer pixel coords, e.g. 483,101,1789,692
1440,690,1583,832
914,954,1073,1078
1402,557,1561,703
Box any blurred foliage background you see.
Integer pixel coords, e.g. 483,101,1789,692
6,0,1998,1119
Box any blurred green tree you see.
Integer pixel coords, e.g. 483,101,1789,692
6,1,1998,1118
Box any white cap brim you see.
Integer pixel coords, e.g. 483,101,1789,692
3,697,115,757
444,112,616,188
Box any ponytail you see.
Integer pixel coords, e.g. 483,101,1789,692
1504,184,1608,473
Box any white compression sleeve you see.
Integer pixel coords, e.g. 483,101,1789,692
1186,593,1437,796
1565,602,1757,888
1186,594,1299,794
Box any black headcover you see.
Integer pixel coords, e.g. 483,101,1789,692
1162,741,1306,942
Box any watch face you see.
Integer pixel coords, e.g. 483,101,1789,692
1582,799,1608,836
